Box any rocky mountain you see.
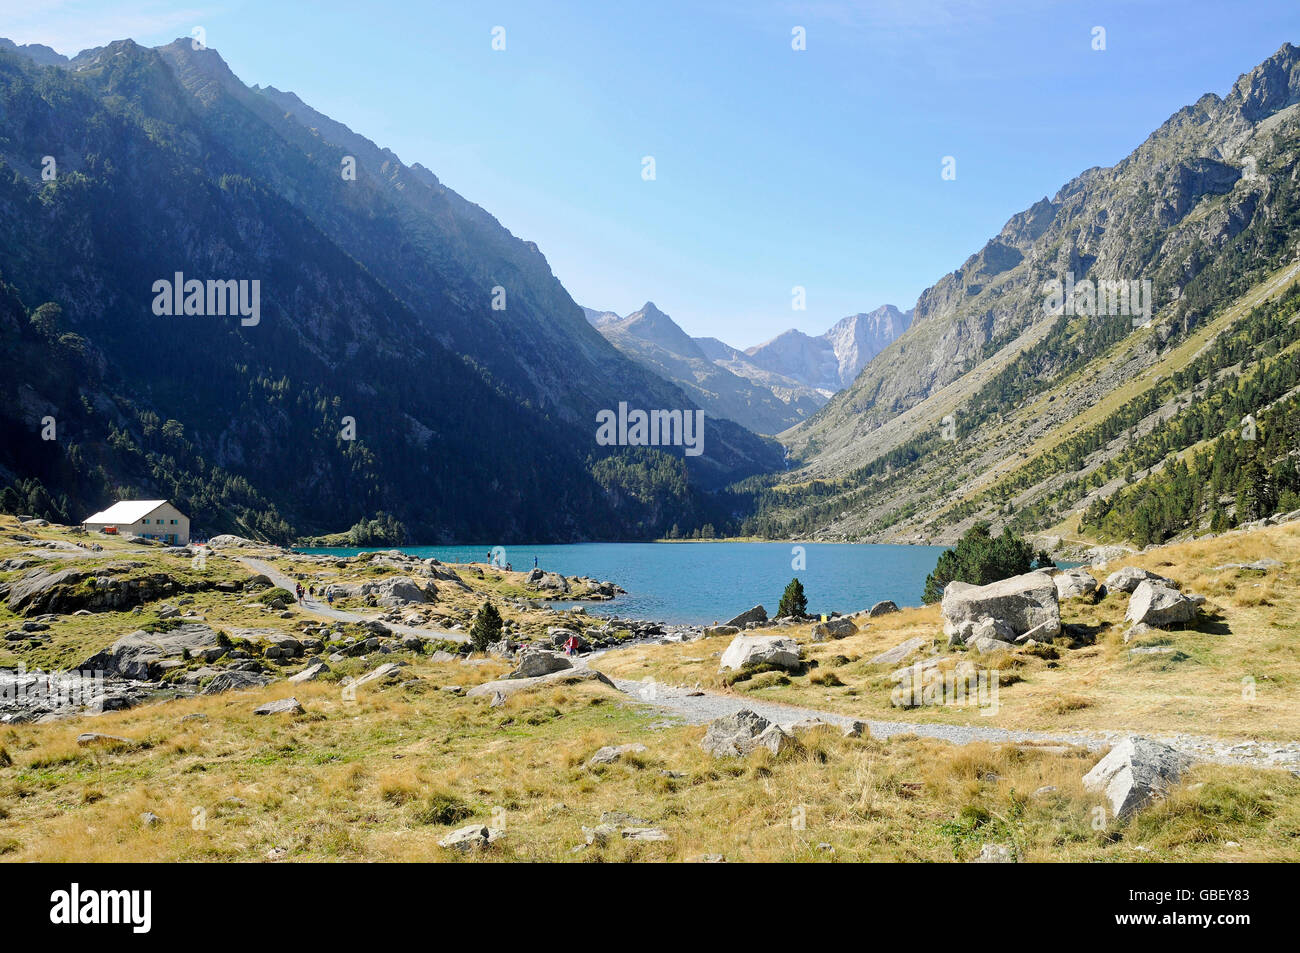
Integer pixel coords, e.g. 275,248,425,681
737,42,1300,546
0,37,782,542
742,305,913,393
588,302,823,434
587,303,909,435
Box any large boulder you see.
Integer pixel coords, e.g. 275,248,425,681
507,649,572,679
868,600,900,617
723,605,768,628
1124,581,1197,628
1053,569,1098,601
1105,566,1174,594
942,572,1060,642
375,576,433,606
718,635,802,673
78,624,225,679
700,709,797,758
811,617,858,641
1083,737,1189,819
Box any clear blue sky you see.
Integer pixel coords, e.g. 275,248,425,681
6,1,1298,345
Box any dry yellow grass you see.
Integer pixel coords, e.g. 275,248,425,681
2,663,1297,862
595,521,1300,741
3,515,1299,862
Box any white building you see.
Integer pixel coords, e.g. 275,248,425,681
82,500,190,545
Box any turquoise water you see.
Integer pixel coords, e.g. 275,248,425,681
297,541,948,626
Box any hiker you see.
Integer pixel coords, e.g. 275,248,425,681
326,588,335,606
563,634,580,657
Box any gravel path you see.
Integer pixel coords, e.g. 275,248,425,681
604,675,1300,771
234,556,467,643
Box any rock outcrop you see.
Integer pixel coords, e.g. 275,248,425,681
78,624,226,679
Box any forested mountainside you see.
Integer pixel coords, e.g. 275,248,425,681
727,42,1300,546
0,38,782,543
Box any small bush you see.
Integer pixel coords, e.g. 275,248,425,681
413,791,473,826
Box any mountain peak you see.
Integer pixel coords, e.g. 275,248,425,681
1229,40,1300,120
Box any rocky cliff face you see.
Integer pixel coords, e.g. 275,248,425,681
734,42,1300,544
744,305,912,392
784,42,1300,472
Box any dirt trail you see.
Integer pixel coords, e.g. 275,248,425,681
233,555,467,643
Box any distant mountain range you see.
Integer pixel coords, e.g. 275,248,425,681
584,303,910,434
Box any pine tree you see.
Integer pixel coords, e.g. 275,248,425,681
777,578,808,619
469,600,503,652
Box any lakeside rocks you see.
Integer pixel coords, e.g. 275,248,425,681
868,600,900,617
718,635,802,672
701,709,798,758
525,568,570,594
1125,581,1198,628
1083,736,1189,819
723,605,768,628
942,571,1061,646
